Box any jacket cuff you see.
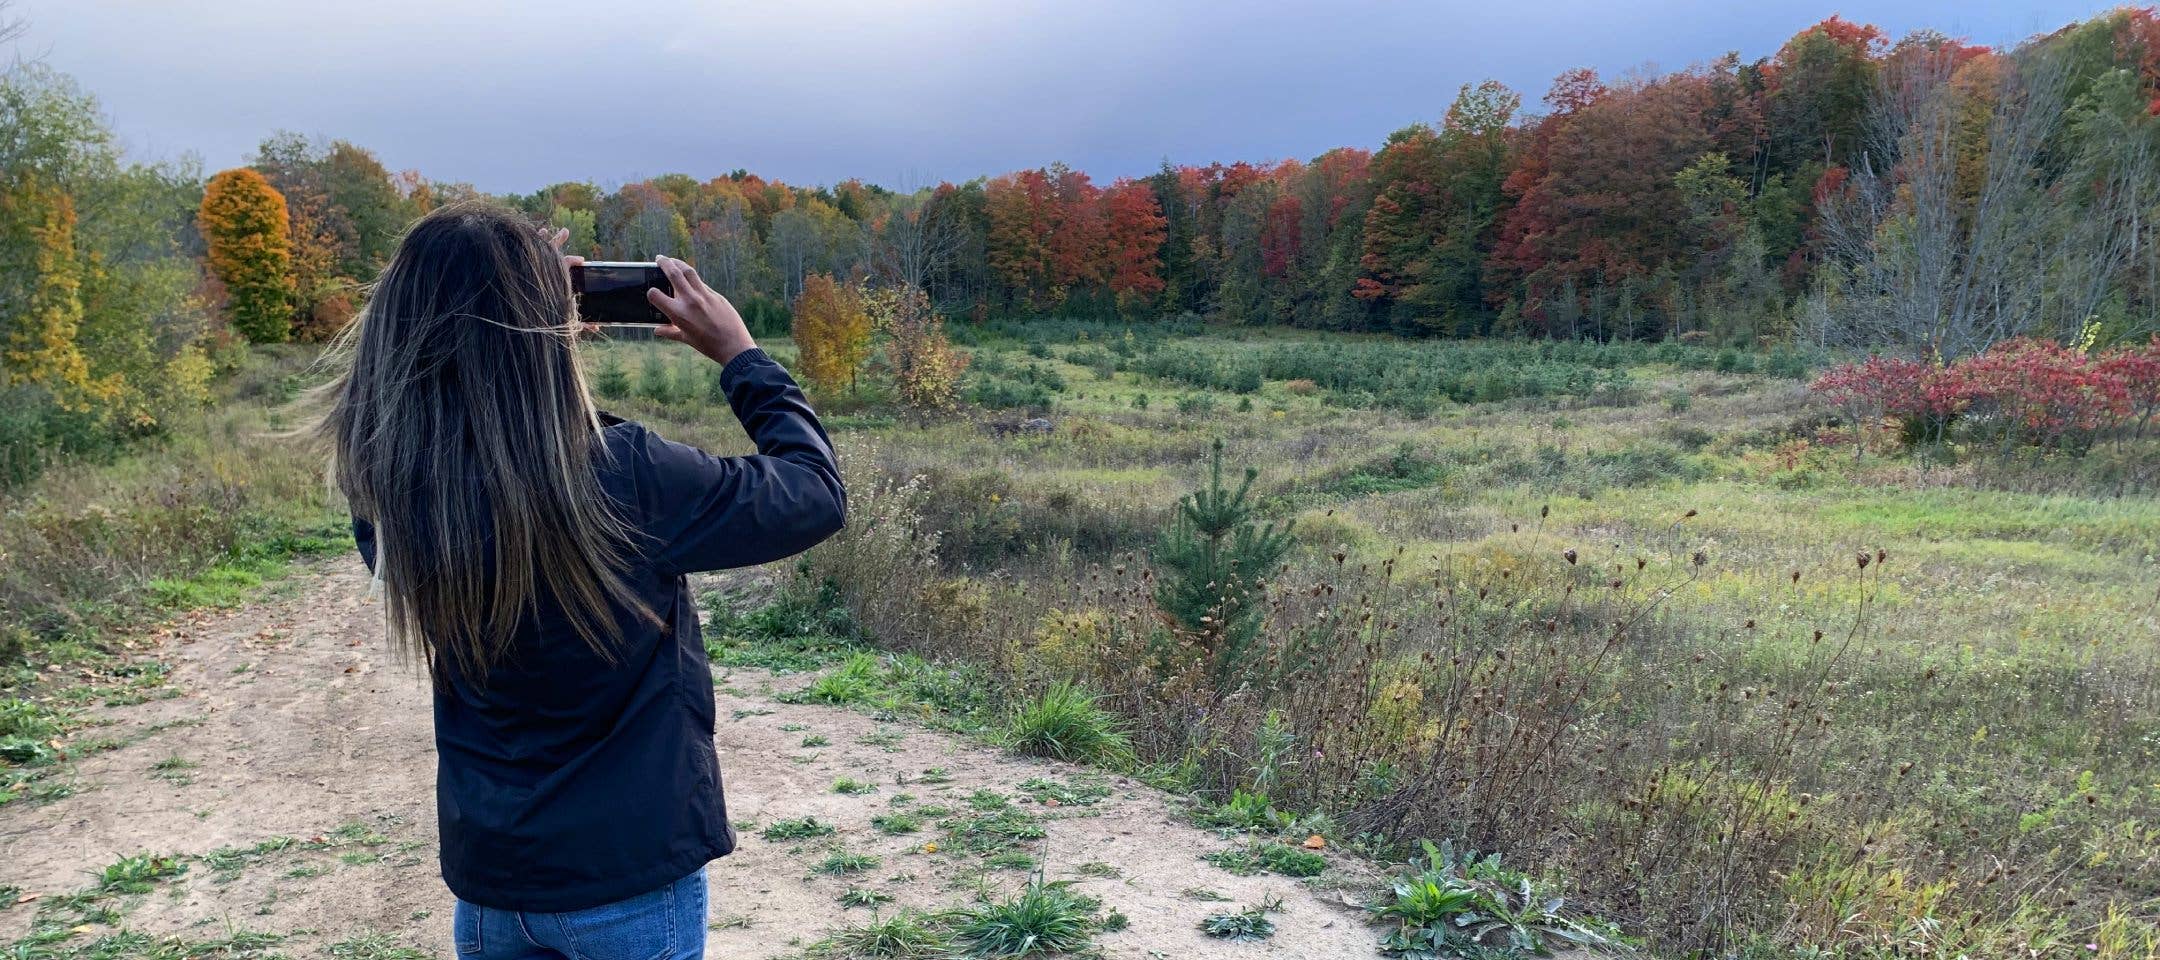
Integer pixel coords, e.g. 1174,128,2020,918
719,347,769,385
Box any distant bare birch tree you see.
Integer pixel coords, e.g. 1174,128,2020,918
1811,39,2158,358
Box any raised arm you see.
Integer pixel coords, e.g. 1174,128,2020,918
632,256,845,574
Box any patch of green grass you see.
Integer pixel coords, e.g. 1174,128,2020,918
96,852,187,894
141,526,341,610
811,910,952,958
1205,842,1326,878
762,817,836,841
1001,682,1134,768
833,777,878,796
787,653,884,706
1018,776,1111,807
838,886,895,908
872,813,923,835
966,789,1009,811
149,754,197,785
202,836,296,879
700,585,860,672
942,809,1046,856
816,850,881,875
951,879,1102,957
801,733,831,747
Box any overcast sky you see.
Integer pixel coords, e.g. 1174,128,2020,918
13,0,2118,194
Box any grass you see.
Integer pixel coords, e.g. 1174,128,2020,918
1000,682,1134,768
96,852,188,894
5,331,2153,959
871,812,923,835
811,910,953,958
735,330,2160,957
815,850,881,875
324,933,431,960
762,817,836,841
950,879,1104,957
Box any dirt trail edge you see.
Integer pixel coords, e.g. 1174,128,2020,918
1,557,1384,958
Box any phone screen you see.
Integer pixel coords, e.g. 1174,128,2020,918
572,262,671,325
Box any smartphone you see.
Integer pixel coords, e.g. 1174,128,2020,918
570,262,673,326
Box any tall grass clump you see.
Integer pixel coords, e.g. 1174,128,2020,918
951,879,1104,957
1001,682,1133,768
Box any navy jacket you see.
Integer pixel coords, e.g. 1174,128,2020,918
352,348,844,911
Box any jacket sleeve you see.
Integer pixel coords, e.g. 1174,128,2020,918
635,348,847,575
353,515,378,573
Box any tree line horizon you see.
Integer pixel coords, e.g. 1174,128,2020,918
5,7,2160,467
190,8,2156,361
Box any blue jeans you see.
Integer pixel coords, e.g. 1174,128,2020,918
453,869,707,960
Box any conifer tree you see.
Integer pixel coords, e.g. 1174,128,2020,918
1151,440,1294,687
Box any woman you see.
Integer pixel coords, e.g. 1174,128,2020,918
320,201,845,960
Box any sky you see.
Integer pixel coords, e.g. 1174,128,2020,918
11,0,2125,195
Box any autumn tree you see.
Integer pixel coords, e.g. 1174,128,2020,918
1101,179,1166,314
864,284,968,408
792,273,873,393
199,167,296,343
1358,81,1520,334
0,175,92,400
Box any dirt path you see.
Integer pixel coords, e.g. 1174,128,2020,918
1,557,1384,958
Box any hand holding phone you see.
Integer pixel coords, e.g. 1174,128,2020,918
646,256,756,366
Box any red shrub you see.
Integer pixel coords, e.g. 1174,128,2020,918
1947,338,2128,446
2096,336,2160,436
1811,337,2157,449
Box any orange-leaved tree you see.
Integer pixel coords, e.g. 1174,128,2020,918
792,273,872,394
198,168,296,343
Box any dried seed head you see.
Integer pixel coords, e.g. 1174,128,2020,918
1563,548,1579,565
1856,551,1871,569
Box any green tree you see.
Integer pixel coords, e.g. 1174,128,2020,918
1151,440,1294,689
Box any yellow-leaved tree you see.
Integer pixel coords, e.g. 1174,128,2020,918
198,168,296,343
863,284,968,409
0,174,93,403
792,273,872,394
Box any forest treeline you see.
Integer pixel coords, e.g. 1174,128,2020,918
3,8,2160,482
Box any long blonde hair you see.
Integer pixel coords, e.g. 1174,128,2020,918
318,200,647,680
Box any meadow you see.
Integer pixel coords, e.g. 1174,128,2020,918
579,325,2160,958
3,326,2157,958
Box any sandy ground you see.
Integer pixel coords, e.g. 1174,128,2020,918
0,556,1384,958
